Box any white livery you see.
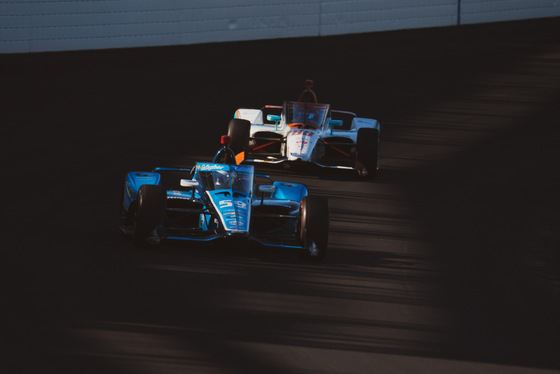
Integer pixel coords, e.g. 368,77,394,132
228,80,380,178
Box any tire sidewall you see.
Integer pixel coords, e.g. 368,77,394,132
134,184,166,246
356,127,379,178
228,118,251,155
299,195,329,260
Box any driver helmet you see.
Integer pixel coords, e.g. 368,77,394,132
306,107,322,125
214,171,229,189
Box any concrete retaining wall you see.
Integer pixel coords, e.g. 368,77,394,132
1,0,559,54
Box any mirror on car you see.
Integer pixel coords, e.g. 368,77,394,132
180,179,199,188
267,114,281,122
258,184,276,194
258,184,276,204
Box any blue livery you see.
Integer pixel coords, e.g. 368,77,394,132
119,141,329,260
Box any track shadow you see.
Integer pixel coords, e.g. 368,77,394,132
4,17,560,374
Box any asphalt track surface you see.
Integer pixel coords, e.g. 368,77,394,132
3,17,560,373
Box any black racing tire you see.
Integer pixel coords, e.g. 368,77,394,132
228,118,251,155
356,127,379,179
119,174,136,231
134,184,166,247
298,196,329,261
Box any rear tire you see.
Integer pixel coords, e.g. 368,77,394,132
356,128,379,179
228,119,251,155
119,174,136,236
134,184,166,247
298,196,329,261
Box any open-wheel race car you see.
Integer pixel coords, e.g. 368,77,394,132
119,137,329,260
228,80,380,178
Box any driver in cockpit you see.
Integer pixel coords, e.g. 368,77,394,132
214,170,230,189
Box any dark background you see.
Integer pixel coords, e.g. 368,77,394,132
2,17,560,373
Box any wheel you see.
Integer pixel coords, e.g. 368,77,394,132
134,184,167,247
119,175,136,236
298,196,329,261
228,118,251,155
356,127,379,179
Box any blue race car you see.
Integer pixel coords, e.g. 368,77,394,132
119,137,329,260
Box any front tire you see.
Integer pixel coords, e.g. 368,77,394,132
299,196,329,261
356,128,379,179
134,184,166,247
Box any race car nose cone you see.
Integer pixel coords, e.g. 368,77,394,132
287,129,319,162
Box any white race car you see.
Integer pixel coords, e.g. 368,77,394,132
228,80,380,178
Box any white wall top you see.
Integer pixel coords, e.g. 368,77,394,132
1,0,559,53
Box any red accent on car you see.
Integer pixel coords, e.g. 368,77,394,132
322,139,351,158
221,135,232,145
252,139,281,152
